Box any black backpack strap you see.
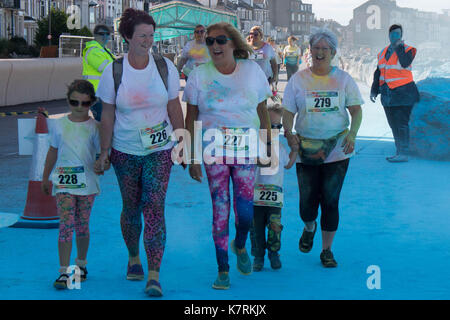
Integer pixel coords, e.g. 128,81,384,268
152,53,169,91
112,57,124,95
113,55,168,96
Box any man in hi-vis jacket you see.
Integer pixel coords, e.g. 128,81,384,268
370,24,420,163
82,24,115,121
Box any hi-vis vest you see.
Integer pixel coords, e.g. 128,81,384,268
82,41,115,91
377,44,416,89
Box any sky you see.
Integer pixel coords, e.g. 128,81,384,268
309,0,449,26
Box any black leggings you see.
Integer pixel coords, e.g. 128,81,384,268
296,159,350,232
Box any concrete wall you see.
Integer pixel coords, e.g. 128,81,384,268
0,58,82,107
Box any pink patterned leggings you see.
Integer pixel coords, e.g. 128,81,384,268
56,193,96,242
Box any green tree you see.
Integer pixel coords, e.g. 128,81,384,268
70,26,93,37
34,9,93,49
34,8,70,47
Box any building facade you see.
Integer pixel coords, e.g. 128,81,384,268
267,0,313,42
352,0,450,51
0,0,24,40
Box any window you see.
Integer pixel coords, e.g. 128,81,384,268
292,13,295,21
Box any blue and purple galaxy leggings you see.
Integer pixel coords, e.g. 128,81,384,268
110,148,173,272
204,163,257,272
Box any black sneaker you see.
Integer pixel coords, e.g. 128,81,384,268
78,266,88,282
253,256,264,272
53,273,69,290
299,221,317,253
268,252,282,270
320,249,338,268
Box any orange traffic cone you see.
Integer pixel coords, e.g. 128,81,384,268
11,108,59,229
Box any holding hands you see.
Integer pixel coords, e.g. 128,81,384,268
94,151,111,175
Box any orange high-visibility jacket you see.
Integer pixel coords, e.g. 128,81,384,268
377,44,416,89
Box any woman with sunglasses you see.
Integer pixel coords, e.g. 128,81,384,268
183,22,273,290
42,80,103,289
177,25,211,82
282,28,363,268
247,26,278,86
94,8,184,297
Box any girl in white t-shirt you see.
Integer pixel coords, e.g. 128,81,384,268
42,80,102,290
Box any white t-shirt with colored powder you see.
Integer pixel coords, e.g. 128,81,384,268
254,138,290,208
96,53,180,156
249,43,276,79
183,59,272,161
50,115,100,196
283,45,301,65
181,40,211,76
282,67,364,163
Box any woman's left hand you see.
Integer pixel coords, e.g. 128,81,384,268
341,131,356,154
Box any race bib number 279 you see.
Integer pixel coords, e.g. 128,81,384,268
306,91,340,113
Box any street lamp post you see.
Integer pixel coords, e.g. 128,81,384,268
48,0,51,46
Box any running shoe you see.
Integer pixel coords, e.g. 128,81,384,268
268,251,282,270
53,273,69,290
320,249,338,268
78,266,88,282
299,221,317,253
144,279,163,297
212,272,230,290
230,240,252,275
126,263,144,281
253,256,264,272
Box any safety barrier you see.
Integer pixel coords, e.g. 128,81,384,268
0,58,82,107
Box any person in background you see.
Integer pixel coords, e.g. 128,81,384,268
370,24,420,162
82,24,115,122
177,25,211,82
283,36,302,80
267,37,283,92
248,26,278,86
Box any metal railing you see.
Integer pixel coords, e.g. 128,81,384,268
58,35,117,57
58,35,94,57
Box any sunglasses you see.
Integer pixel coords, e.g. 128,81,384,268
205,35,232,46
69,99,92,107
249,32,259,37
96,32,110,36
271,124,283,129
194,30,205,34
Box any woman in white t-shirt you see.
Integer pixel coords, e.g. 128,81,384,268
282,28,363,269
267,37,283,91
183,22,272,290
283,36,302,80
42,80,101,290
247,25,278,85
177,25,211,81
94,8,184,297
